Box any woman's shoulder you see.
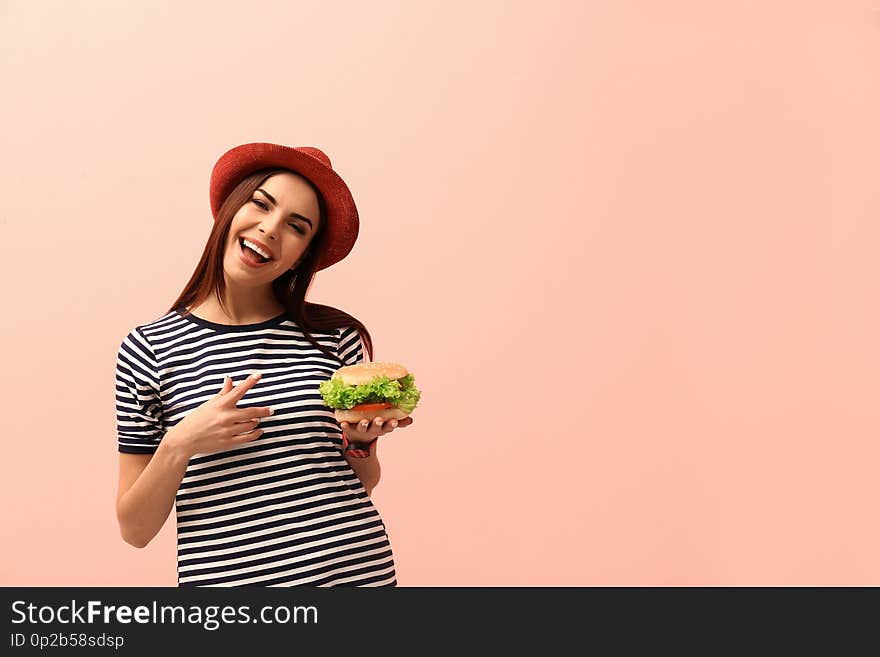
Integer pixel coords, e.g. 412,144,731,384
118,309,182,348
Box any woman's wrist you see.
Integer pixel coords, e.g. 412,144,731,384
342,431,377,457
161,427,195,462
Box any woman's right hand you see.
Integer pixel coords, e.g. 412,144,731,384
166,371,274,458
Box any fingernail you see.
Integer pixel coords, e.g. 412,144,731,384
251,372,261,379
268,408,274,415
391,420,398,427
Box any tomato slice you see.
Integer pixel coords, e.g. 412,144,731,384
351,402,394,411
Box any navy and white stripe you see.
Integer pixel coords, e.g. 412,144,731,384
115,307,396,587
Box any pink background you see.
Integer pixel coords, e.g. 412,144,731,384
1,1,879,586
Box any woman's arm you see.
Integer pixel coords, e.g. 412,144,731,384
345,441,381,496
116,428,191,548
339,415,414,495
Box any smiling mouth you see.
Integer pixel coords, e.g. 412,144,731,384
239,237,272,263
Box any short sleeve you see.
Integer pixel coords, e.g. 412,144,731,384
115,327,165,454
337,325,366,367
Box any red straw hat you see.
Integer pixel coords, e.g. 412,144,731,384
209,142,359,271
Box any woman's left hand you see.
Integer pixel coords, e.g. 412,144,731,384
340,416,414,456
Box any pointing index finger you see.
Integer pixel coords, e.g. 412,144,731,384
225,372,262,405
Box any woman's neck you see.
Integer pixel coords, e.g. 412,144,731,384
186,296,286,326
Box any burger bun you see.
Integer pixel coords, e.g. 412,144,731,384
333,361,409,386
334,406,411,424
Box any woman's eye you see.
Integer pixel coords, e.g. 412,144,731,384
253,199,304,234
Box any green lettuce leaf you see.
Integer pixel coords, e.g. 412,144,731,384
319,373,422,413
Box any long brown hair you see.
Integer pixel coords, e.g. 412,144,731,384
167,167,373,364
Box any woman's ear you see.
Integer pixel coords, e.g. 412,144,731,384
289,248,311,271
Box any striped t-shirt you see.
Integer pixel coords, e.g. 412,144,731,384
114,305,397,587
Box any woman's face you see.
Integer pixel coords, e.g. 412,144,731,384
223,172,321,285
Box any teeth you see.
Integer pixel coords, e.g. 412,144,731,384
242,239,271,260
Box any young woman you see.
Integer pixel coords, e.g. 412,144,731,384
114,142,411,586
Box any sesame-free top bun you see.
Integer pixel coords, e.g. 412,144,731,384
332,361,409,386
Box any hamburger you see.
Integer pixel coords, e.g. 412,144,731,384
318,361,421,423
